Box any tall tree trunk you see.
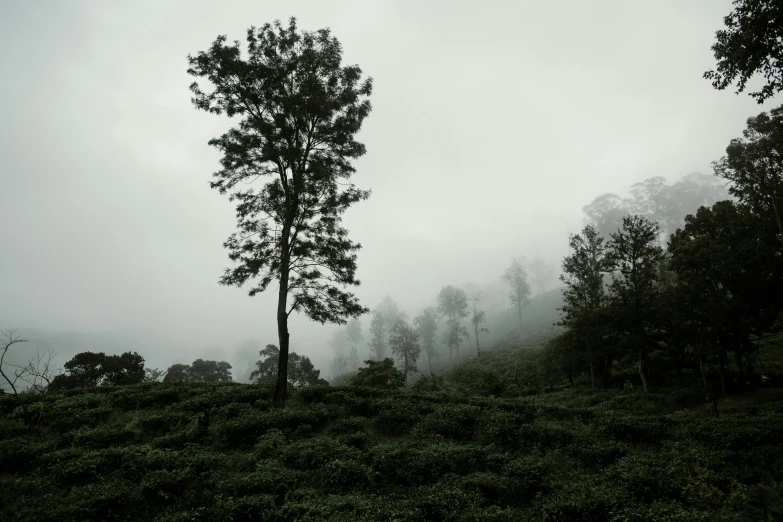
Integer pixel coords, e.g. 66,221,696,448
475,330,481,363
638,342,649,394
274,238,291,408
719,348,728,398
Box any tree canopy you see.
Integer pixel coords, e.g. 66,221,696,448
187,17,372,406
704,0,783,103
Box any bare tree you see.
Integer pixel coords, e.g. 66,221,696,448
0,329,29,397
17,349,60,429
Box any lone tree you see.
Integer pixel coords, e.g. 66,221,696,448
187,18,373,407
437,286,469,367
503,257,532,344
389,319,421,383
704,0,783,104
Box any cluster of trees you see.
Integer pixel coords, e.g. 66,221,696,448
161,359,233,383
327,259,538,384
554,104,783,396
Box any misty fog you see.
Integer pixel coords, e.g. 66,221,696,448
0,0,770,379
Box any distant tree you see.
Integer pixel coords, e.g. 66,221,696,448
350,358,405,389
503,257,532,344
162,363,191,383
389,319,420,383
250,344,324,388
329,353,349,380
345,318,363,371
437,286,470,366
712,105,783,248
367,309,387,360
468,290,489,362
582,193,631,239
188,359,233,382
414,307,439,373
144,367,165,382
529,259,555,296
50,351,145,389
704,0,783,103
558,225,607,389
187,17,372,407
606,215,664,394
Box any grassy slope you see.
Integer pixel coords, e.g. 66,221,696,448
2,381,782,522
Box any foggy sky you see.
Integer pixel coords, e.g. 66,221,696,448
1,0,779,374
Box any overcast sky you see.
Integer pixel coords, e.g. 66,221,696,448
1,0,779,373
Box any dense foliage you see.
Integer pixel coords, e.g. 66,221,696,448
50,352,145,390
1,381,782,521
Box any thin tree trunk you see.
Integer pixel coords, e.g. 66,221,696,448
475,329,481,363
638,343,649,394
698,348,708,392
719,349,728,398
274,234,291,408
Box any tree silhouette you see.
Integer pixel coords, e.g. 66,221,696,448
187,18,372,407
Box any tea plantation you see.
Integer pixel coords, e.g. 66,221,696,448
2,382,782,521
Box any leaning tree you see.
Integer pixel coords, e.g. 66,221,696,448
187,18,373,406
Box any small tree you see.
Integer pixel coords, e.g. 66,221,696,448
437,286,470,367
188,18,373,407
414,307,439,373
250,344,324,388
144,368,166,382
350,358,405,389
389,319,420,383
503,257,532,344
469,290,489,362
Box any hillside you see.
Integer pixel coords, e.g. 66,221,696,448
2,381,782,521
485,287,565,350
